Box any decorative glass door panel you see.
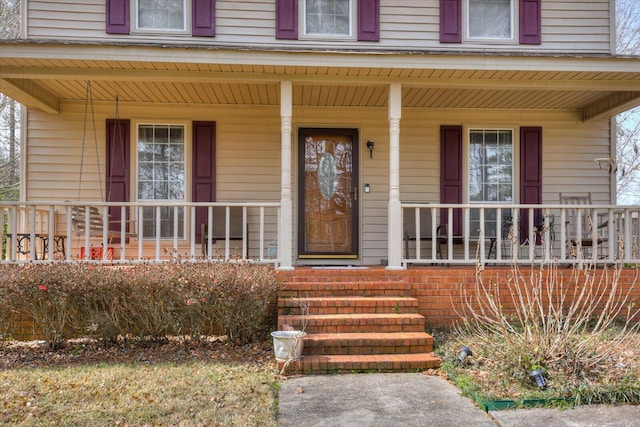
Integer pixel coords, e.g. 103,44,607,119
298,128,359,257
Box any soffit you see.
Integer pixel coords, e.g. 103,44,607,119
1,56,639,114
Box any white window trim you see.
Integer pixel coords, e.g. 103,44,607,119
462,0,518,44
464,125,519,205
131,0,190,35
133,120,191,241
299,0,357,41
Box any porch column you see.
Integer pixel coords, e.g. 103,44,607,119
387,83,403,269
279,80,294,270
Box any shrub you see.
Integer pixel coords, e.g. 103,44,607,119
453,254,640,388
0,277,13,343
204,262,279,343
1,263,88,349
0,261,279,347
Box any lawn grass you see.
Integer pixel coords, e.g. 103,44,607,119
0,339,279,426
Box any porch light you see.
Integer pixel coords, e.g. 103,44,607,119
528,369,547,389
366,140,374,158
456,346,473,365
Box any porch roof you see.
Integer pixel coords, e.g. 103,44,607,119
1,41,639,120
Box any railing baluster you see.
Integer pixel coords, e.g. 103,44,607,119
173,205,179,257
259,207,265,261
415,207,421,261
190,205,196,258
479,208,485,262
242,206,248,260
431,207,437,262
138,205,144,260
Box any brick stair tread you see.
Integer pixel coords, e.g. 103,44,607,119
280,296,417,304
279,313,425,333
279,282,411,296
281,281,409,288
278,353,441,374
279,296,418,311
279,313,425,325
304,331,432,344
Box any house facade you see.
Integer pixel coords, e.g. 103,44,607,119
1,0,639,269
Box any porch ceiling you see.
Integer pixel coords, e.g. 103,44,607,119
2,50,640,121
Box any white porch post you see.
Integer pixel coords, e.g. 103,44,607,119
279,81,294,270
387,83,403,269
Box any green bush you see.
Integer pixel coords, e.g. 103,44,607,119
0,262,279,347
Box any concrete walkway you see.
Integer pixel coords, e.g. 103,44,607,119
278,373,640,427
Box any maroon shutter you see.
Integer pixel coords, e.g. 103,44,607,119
357,0,379,41
439,0,461,43
192,121,216,243
440,125,463,236
519,0,541,44
192,0,215,37
106,0,130,34
106,119,131,242
276,0,298,39
520,126,543,242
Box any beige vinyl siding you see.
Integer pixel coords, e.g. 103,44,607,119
25,0,612,54
26,102,282,259
26,104,611,264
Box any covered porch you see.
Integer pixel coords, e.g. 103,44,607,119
2,44,640,269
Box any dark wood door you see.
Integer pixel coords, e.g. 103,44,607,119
298,128,359,257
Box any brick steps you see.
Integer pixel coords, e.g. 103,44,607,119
279,296,418,315
276,274,440,374
277,353,441,374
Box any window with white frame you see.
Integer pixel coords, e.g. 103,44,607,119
468,128,514,236
135,0,188,32
466,0,515,41
137,124,186,239
303,0,354,38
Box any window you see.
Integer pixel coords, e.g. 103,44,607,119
302,0,354,38
137,124,186,239
466,0,515,41
135,0,188,32
468,128,514,236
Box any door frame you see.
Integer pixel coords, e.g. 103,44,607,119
297,127,360,259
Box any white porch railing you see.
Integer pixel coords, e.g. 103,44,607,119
1,201,281,265
402,203,640,267
3,201,639,267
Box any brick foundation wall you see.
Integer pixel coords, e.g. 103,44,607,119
6,311,43,341
6,265,637,341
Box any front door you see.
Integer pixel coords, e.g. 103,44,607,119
298,128,359,258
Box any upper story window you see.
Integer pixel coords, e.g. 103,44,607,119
439,0,541,45
106,0,215,37
276,0,379,41
135,0,188,33
302,0,355,39
467,0,514,41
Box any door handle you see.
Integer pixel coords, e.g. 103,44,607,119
352,186,358,201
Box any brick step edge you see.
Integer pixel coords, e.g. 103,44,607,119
278,282,411,297
278,313,425,333
278,353,441,374
278,296,418,314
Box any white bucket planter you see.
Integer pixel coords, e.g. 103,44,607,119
271,330,306,361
